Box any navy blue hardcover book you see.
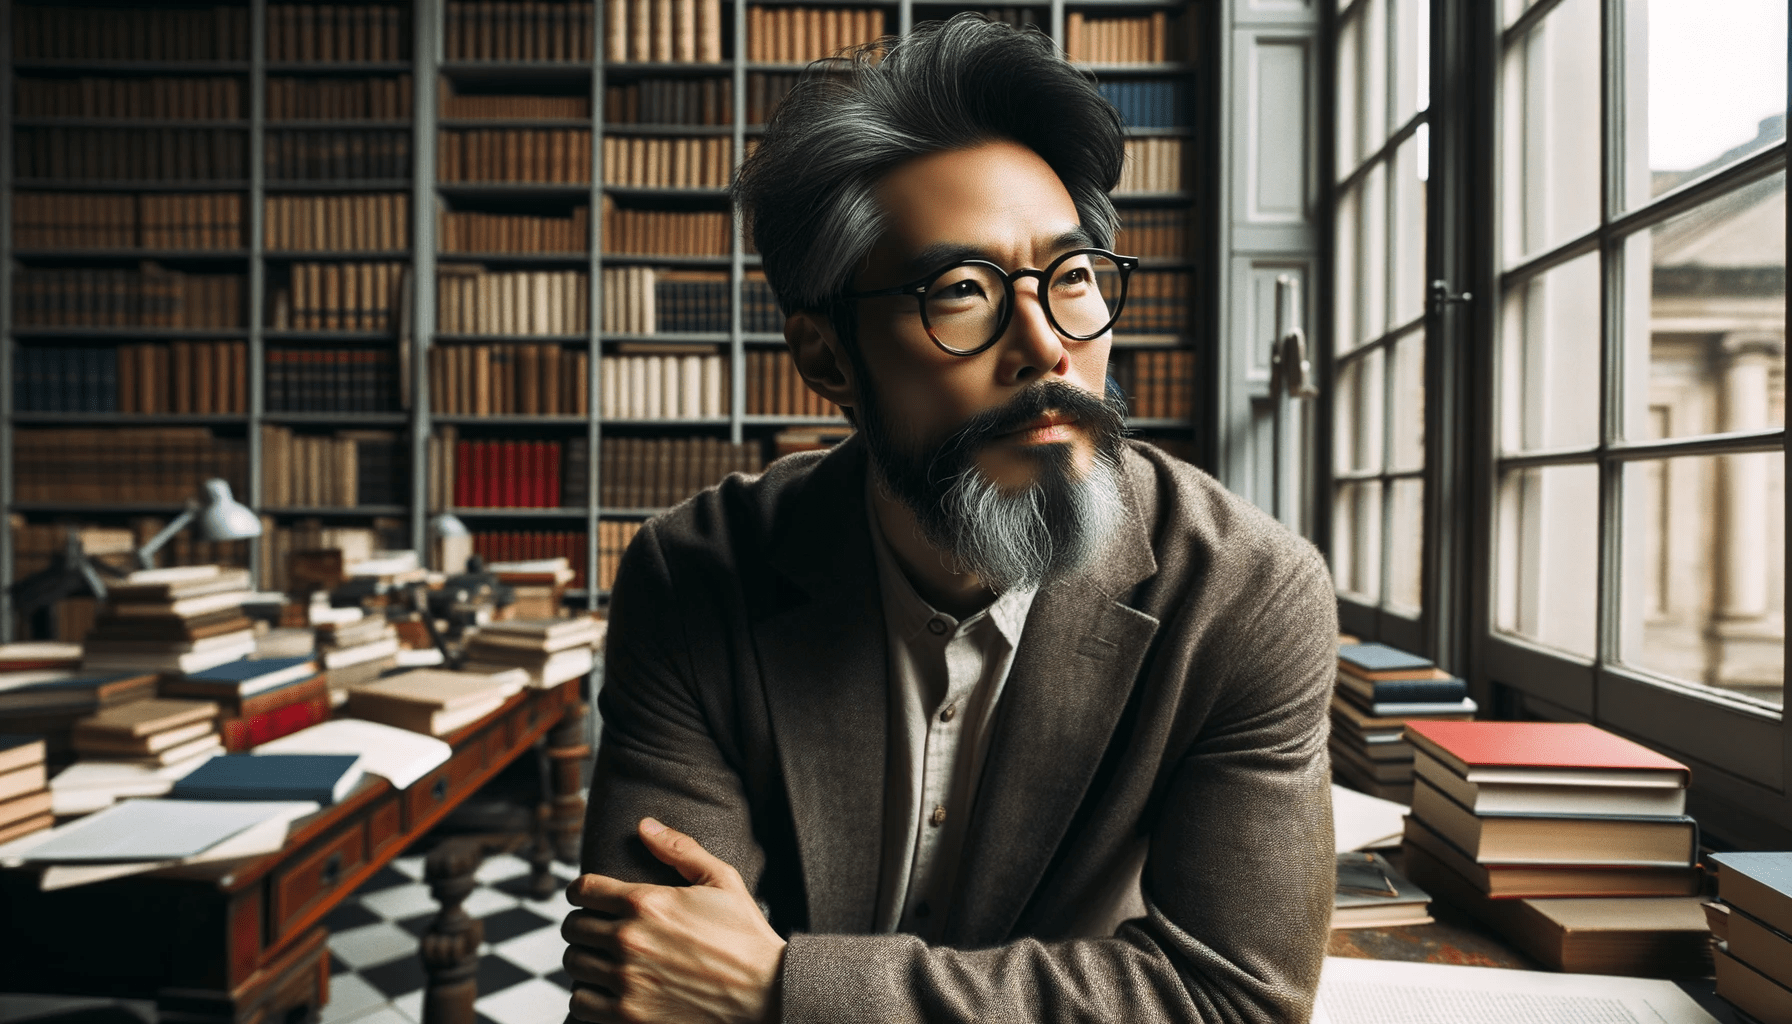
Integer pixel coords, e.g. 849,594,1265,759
183,654,319,696
170,752,364,804
1338,643,1435,674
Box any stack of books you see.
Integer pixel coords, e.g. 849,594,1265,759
161,655,327,752
0,671,159,762
347,669,526,737
1708,852,1792,1022
0,642,83,672
1330,642,1474,802
1400,721,1710,976
170,752,366,806
460,617,603,688
0,736,52,843
81,566,256,675
487,558,575,619
71,697,222,768
1334,851,1433,929
316,613,401,703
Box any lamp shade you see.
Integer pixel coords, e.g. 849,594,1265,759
429,512,470,538
196,479,263,542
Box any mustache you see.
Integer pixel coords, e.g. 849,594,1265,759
925,378,1128,484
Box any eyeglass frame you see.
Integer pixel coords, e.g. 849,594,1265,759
838,246,1141,357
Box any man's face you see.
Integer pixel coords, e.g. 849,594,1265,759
838,140,1129,591
847,140,1116,492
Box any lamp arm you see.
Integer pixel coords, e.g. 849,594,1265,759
136,503,200,570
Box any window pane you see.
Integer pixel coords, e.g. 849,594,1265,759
1359,161,1389,341
1621,452,1784,710
1495,463,1600,658
1500,251,1604,453
1388,477,1424,614
1501,0,1603,265
1390,130,1429,328
1390,330,1425,471
1361,0,1389,150
1393,0,1429,126
1336,348,1386,474
1334,481,1384,602
1335,183,1361,353
1337,10,1362,174
1623,172,1787,441
1504,0,1541,29
1627,0,1788,207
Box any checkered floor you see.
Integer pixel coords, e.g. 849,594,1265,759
318,851,581,1024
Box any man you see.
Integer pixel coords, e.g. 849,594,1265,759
562,15,1337,1023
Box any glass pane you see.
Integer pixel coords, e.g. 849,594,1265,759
1359,161,1389,342
1390,131,1429,327
1333,481,1384,602
1495,463,1600,658
1500,251,1604,452
1361,0,1389,149
1627,0,1787,207
1393,0,1430,125
1335,183,1361,353
1390,330,1426,471
1337,10,1361,174
1504,0,1541,29
1622,172,1787,441
1501,0,1603,265
1387,477,1424,614
1335,348,1386,474
1621,452,1784,710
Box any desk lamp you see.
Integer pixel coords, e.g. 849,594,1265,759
135,479,263,570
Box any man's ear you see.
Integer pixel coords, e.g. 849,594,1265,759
784,310,859,415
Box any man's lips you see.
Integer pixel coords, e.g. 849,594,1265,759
998,412,1079,443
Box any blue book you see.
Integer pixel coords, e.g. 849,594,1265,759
169,752,365,804
181,654,319,696
1338,643,1435,674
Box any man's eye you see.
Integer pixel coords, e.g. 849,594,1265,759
938,279,987,300
1056,268,1090,286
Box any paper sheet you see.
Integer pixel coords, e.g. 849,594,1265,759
0,799,317,863
1312,956,1720,1024
252,718,451,790
37,805,316,890
1332,783,1408,853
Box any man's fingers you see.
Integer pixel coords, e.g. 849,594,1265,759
567,982,621,1024
560,908,624,950
563,945,621,987
637,816,739,888
563,873,637,914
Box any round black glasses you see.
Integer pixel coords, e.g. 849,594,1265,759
841,247,1140,357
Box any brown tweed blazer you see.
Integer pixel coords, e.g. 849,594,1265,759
580,434,1337,1023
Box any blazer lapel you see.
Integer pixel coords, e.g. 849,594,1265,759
945,466,1162,948
753,437,888,934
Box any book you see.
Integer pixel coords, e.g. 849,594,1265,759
0,736,47,775
1349,695,1479,718
321,637,402,670
469,529,590,590
0,642,83,672
1412,747,1689,817
107,734,225,768
1404,721,1693,788
73,719,219,757
83,629,260,657
349,692,509,737
1402,815,1700,899
0,813,53,846
254,719,451,790
1402,842,1713,976
475,617,602,646
14,429,249,506
81,641,259,675
170,752,364,804
98,591,252,620
1712,852,1792,937
89,613,256,642
0,673,159,715
3,798,318,864
1335,670,1466,706
216,676,333,752
72,698,219,741
1715,946,1792,1024
0,763,48,803
1333,851,1432,929
461,646,595,688
348,668,525,710
0,790,56,830
177,655,322,698
107,565,249,597
1411,777,1697,866
1337,642,1436,676
1726,904,1792,990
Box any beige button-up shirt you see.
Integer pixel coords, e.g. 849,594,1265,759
866,496,1037,938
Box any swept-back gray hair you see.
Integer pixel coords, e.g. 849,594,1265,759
731,13,1126,317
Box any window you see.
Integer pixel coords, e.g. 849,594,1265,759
1330,0,1432,652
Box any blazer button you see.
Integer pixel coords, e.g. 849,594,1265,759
940,704,957,722
927,618,948,636
929,805,947,827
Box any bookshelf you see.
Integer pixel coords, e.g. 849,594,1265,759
2,0,1207,640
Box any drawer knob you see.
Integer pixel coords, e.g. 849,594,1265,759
321,852,344,889
432,777,448,802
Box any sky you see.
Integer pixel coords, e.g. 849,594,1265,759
1647,0,1788,171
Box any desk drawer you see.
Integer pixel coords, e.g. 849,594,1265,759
273,825,366,937
368,796,403,859
404,740,485,828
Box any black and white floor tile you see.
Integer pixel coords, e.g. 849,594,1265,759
319,852,581,1024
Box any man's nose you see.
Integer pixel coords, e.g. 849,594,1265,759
996,276,1069,385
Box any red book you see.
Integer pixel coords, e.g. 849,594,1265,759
501,440,517,507
547,440,561,508
485,440,501,507
1404,721,1690,786
455,441,472,507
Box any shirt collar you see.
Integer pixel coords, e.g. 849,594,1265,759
865,474,1037,645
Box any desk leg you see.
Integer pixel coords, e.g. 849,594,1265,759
546,699,590,864
156,926,328,1024
421,838,487,1024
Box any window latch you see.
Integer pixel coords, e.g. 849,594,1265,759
1271,275,1318,400
1430,279,1473,311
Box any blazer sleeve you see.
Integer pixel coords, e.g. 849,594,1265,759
775,543,1338,1024
578,520,769,897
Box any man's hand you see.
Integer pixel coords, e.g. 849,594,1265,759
562,818,787,1024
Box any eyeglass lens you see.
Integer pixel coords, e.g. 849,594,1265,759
922,252,1124,352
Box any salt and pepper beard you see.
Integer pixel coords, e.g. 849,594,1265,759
856,373,1131,593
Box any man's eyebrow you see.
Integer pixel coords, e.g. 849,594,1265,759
895,227,1096,280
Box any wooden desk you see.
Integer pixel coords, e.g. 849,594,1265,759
0,680,590,1024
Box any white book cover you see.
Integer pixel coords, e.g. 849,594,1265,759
703,354,723,418
644,355,663,418
1,798,318,864
254,718,451,790
682,355,702,418
322,636,403,670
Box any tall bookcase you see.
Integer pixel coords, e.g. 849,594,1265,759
1,0,1208,641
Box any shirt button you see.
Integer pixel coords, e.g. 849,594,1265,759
927,618,948,635
915,901,932,919
929,805,947,827
940,704,957,722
